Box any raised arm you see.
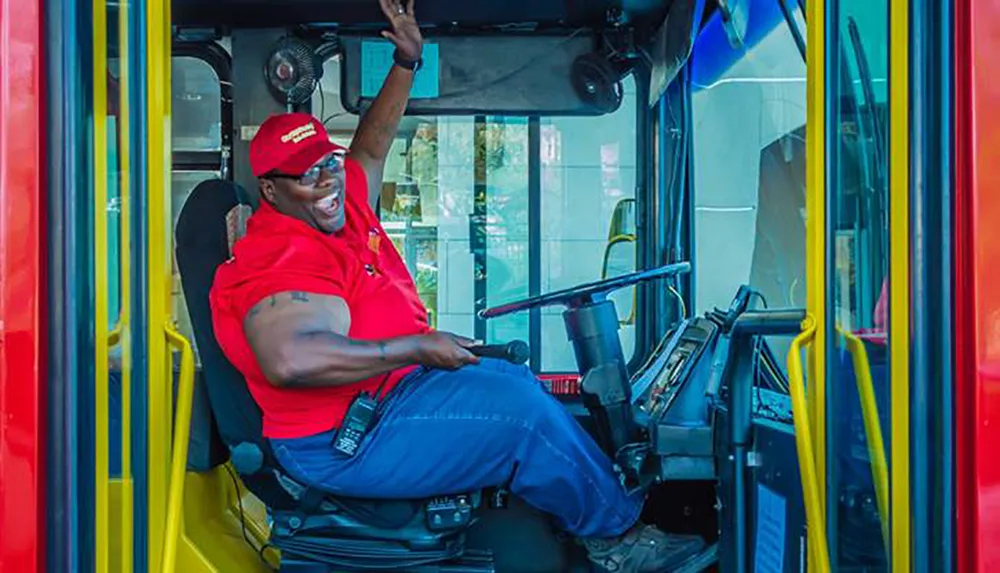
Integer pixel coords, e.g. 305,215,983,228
348,0,423,210
243,290,478,388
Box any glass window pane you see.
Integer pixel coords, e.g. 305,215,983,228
830,0,892,567
105,23,127,480
540,75,638,371
481,119,531,345
309,63,640,373
172,57,221,151
690,8,807,366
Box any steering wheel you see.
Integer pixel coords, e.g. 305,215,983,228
480,262,691,319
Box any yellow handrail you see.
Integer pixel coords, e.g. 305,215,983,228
160,325,196,573
600,233,638,325
838,328,890,553
786,316,831,573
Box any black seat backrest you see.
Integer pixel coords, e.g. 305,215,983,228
175,179,298,509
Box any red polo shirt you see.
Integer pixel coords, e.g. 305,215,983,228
209,158,430,439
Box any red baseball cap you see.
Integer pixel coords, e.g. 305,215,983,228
249,112,345,177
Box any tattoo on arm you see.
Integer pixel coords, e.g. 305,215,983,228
245,291,316,325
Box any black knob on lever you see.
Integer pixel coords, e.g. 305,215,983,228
468,340,530,364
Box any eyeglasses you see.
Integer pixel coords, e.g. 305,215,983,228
268,151,346,187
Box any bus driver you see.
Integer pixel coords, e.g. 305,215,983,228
209,1,706,571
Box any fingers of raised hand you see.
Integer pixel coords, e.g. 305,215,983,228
378,0,407,19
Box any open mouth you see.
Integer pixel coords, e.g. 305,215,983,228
314,191,341,219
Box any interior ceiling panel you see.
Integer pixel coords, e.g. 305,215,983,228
173,0,672,29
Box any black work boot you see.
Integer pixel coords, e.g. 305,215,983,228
581,524,706,573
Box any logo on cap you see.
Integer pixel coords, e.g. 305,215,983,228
281,122,318,144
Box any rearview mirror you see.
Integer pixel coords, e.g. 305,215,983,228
602,235,637,326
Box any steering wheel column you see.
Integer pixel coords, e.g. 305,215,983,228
564,298,638,457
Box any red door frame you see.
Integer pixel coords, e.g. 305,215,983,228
955,0,1000,571
0,0,46,570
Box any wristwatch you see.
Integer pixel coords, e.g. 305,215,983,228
393,49,422,72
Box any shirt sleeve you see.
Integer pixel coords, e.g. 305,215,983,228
225,232,358,321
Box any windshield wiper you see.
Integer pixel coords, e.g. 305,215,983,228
777,0,807,61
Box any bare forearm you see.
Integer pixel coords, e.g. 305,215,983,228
350,65,414,164
275,331,421,388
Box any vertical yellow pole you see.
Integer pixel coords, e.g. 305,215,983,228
118,1,135,569
805,0,827,528
93,0,109,570
145,0,173,568
889,0,911,569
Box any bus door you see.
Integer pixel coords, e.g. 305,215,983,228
92,0,215,571
686,0,951,569
810,0,897,568
93,0,145,570
812,0,952,571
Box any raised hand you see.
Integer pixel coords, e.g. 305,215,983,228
377,0,423,62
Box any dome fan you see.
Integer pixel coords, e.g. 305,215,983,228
264,36,322,109
571,52,625,114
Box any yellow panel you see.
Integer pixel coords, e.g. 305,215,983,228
805,0,827,522
177,467,278,573
888,0,911,568
109,480,125,573
93,0,109,570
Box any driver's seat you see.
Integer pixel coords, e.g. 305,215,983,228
174,179,495,572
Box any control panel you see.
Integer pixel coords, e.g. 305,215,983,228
635,318,718,422
631,317,721,480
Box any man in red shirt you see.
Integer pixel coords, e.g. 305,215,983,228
210,1,706,571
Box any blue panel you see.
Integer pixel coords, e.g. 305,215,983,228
361,40,440,99
130,0,149,570
45,0,94,568
690,0,792,90
753,484,787,573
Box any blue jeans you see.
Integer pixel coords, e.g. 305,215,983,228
271,358,643,538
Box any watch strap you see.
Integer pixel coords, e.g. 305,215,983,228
393,49,422,72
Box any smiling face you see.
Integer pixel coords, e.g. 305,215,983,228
259,151,348,234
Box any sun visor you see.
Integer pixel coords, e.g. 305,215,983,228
646,0,708,106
